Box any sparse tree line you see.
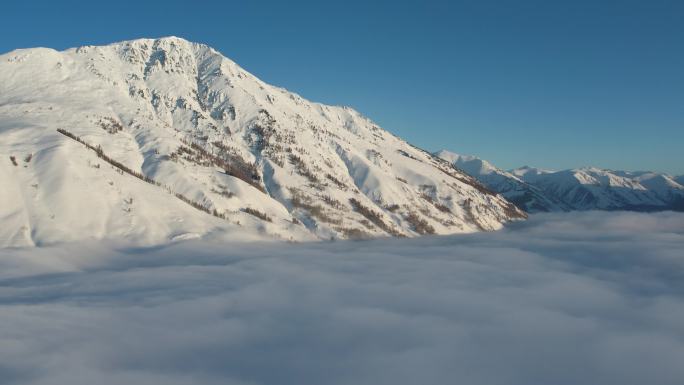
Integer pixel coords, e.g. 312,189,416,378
56,128,231,221
349,198,403,237
325,173,347,190
404,212,435,235
289,154,320,185
242,207,272,222
350,197,435,236
419,192,452,213
171,138,264,193
289,188,341,225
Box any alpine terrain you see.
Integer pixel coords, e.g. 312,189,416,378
0,37,525,247
437,150,684,213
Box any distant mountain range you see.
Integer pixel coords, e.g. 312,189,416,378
436,150,684,213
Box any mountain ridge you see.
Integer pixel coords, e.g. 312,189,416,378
0,37,525,247
437,150,684,213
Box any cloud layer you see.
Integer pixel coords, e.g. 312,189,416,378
1,211,684,385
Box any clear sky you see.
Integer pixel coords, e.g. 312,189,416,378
3,0,683,174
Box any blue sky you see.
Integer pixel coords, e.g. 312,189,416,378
3,0,683,174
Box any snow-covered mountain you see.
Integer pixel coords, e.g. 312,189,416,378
435,151,568,212
0,37,525,247
676,176,684,186
437,151,684,213
513,167,684,211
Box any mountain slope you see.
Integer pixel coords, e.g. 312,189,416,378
0,37,525,247
437,150,684,213
435,151,568,212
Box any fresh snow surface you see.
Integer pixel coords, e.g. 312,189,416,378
1,211,684,385
0,37,524,247
437,150,684,212
509,165,555,181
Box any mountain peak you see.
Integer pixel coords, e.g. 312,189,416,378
0,39,525,247
108,35,196,47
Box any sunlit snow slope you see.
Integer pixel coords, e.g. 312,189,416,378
0,37,524,247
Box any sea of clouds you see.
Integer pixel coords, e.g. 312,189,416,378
1,211,684,385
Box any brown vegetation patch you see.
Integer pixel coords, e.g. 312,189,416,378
243,207,273,222
349,198,401,237
404,212,435,235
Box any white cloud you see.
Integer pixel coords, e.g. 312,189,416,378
1,211,684,385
